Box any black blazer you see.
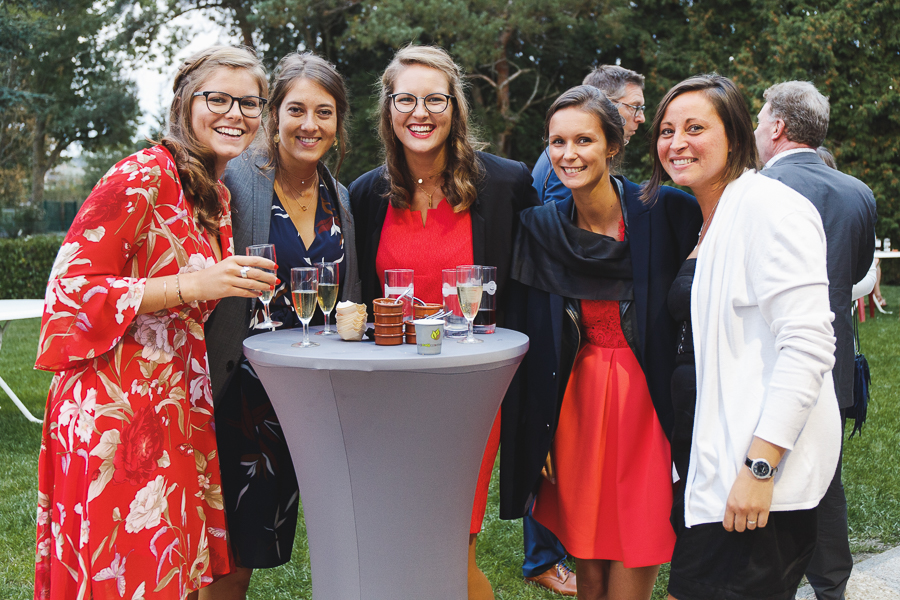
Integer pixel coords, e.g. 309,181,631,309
762,152,876,409
349,152,541,322
498,175,702,519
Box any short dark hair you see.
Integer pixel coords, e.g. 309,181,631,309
544,85,625,172
582,65,644,101
642,73,758,203
764,81,830,147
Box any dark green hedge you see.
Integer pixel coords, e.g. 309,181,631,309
0,234,64,300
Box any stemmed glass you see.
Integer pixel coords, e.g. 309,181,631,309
314,262,339,335
456,265,483,344
291,267,319,348
247,244,282,330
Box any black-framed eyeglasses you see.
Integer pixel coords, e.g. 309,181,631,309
389,92,455,114
617,102,646,118
192,91,267,118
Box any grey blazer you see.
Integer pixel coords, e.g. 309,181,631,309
205,150,362,405
763,151,876,409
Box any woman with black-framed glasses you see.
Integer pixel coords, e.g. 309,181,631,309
33,45,275,600
349,44,540,599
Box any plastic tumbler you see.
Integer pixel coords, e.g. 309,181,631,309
384,268,414,321
473,265,497,334
441,268,468,337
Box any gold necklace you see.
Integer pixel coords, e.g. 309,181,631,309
415,176,442,209
277,172,318,212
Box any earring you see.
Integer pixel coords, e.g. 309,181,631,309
333,137,339,149
273,133,280,145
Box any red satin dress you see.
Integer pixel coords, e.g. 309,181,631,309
533,222,676,566
376,200,499,534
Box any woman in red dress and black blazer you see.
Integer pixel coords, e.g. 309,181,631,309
349,44,539,599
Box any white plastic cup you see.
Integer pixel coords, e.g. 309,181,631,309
413,319,444,355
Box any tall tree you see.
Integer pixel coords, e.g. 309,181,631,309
1,1,140,209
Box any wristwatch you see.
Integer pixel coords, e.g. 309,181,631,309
745,456,778,480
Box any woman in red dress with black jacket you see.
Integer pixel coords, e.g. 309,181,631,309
501,86,701,600
349,44,539,599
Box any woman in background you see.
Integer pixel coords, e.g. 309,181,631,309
205,52,359,599
34,46,275,599
647,74,840,600
349,44,539,599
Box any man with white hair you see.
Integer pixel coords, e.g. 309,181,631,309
756,80,876,600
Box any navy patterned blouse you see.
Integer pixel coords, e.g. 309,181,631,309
250,181,346,329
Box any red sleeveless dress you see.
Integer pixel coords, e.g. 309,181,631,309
532,222,675,566
376,201,497,534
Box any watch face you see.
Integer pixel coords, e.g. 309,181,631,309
751,460,771,478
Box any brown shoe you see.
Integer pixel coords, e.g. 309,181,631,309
524,562,577,596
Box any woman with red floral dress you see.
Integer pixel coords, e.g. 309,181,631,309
33,46,275,600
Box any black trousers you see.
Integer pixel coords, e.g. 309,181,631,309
805,422,852,600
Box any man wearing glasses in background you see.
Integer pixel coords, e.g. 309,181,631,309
521,65,647,596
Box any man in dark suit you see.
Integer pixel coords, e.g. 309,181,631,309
756,81,877,600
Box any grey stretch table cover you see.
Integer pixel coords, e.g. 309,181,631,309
244,328,528,600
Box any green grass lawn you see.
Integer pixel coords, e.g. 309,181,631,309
2,288,898,599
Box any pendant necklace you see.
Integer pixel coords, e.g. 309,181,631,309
278,171,318,212
415,176,442,209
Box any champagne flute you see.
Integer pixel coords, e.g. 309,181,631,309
314,261,339,335
456,265,483,344
291,267,319,348
246,244,282,330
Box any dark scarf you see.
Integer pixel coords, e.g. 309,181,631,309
511,181,633,301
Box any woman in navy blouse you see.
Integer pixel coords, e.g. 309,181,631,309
204,52,361,598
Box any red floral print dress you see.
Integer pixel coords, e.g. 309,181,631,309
33,146,234,600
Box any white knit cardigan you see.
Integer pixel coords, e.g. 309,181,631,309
684,169,841,528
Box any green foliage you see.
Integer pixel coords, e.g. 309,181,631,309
0,234,63,300
0,0,141,208
1,293,899,597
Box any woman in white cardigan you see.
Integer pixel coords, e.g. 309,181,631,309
642,74,842,600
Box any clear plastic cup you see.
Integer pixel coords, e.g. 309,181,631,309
383,268,414,321
473,265,496,334
441,268,468,337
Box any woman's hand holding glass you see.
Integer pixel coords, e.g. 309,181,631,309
176,254,276,305
247,244,282,329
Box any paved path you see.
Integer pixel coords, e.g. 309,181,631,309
796,545,900,599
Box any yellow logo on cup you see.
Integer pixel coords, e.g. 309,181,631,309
431,329,441,340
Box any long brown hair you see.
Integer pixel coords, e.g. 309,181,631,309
265,52,351,179
377,44,485,212
642,74,758,204
161,45,267,234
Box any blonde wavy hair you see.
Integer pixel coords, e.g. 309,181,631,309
377,44,485,212
161,45,267,234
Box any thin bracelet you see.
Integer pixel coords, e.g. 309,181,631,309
176,274,186,304
163,279,169,308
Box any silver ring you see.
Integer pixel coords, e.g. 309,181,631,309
747,520,757,525
240,266,250,279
